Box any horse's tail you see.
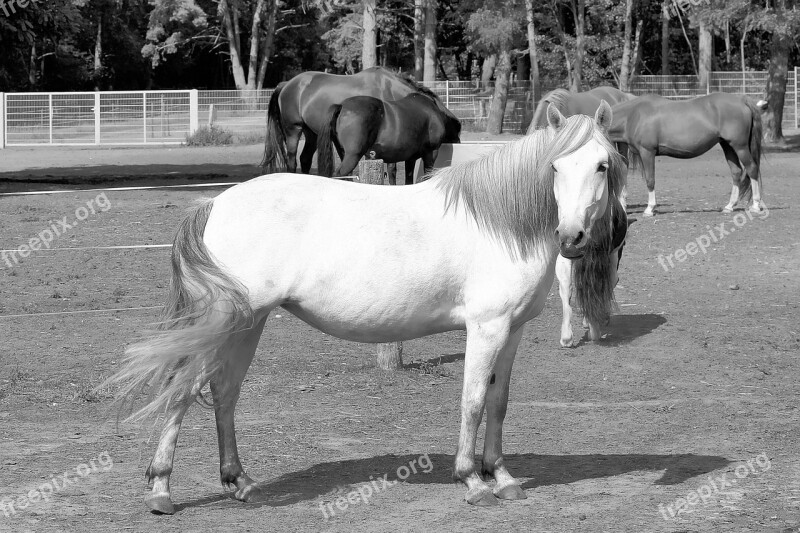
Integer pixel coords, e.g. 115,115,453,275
261,83,288,172
317,104,342,177
737,97,764,203
573,196,626,327
100,199,254,423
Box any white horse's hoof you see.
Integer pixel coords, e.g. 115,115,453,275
722,207,734,214
749,205,763,214
465,487,500,506
642,210,655,217
560,337,577,348
494,483,527,500
145,492,175,515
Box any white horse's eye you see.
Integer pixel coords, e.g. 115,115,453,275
597,162,608,173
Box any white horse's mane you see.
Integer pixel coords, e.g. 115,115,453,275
433,115,626,261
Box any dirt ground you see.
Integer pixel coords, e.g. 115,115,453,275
0,136,799,533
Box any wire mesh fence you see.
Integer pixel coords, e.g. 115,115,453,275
1,69,796,146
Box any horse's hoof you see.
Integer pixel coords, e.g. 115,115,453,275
749,205,763,214
494,483,527,500
722,207,734,214
642,210,655,217
465,487,499,506
560,338,577,348
234,483,262,503
145,492,175,515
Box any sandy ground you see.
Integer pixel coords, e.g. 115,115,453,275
0,137,798,532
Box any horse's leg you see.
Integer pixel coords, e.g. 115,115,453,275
556,255,576,348
482,326,527,500
210,316,268,503
144,394,195,514
734,145,764,213
404,158,417,185
415,150,437,184
454,319,511,506
720,141,744,213
387,163,397,186
284,126,302,173
299,127,317,174
640,149,657,217
337,152,362,177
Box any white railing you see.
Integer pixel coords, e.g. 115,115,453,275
0,70,796,147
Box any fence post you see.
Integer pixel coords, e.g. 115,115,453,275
445,79,450,109
94,92,101,145
794,67,800,128
189,89,199,135
0,93,5,149
143,92,148,143
355,158,404,371
48,93,53,144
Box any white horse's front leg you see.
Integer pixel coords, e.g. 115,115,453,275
454,318,510,506
556,255,576,348
482,326,526,500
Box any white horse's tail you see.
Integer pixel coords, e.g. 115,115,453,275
100,199,254,422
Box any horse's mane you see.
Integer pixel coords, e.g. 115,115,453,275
434,114,626,261
397,73,443,102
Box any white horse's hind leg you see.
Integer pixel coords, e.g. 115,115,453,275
145,394,195,514
481,326,526,500
556,255,576,348
724,184,739,213
454,319,510,506
210,316,268,502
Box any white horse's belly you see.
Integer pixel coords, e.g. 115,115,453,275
203,174,557,343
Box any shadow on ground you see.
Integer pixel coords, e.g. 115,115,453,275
173,452,730,512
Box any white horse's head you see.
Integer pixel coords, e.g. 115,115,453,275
546,100,620,259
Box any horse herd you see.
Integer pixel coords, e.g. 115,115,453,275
103,66,768,514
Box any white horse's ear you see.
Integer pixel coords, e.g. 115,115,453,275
594,100,613,132
547,103,566,131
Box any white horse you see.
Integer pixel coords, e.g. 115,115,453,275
104,102,625,513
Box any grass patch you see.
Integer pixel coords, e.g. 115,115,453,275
185,125,234,146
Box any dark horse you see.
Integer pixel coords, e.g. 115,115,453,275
608,93,764,216
317,87,461,184
261,67,427,174
527,87,635,132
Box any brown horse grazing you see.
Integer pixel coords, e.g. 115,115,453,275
317,88,461,184
261,67,424,174
527,86,635,132
607,93,764,216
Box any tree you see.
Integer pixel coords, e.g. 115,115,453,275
362,0,377,68
618,0,635,91
413,0,424,79
467,1,524,134
143,0,279,91
698,21,713,89
423,0,437,81
524,0,541,103
661,0,670,74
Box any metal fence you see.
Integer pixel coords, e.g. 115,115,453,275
630,71,796,128
0,69,796,146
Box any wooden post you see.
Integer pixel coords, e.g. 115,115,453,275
355,158,404,370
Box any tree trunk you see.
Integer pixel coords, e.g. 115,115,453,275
29,42,37,87
362,0,378,69
94,17,103,91
619,0,634,91
486,48,511,135
631,20,643,81
256,0,278,90
246,0,266,89
571,0,585,92
763,30,790,143
413,0,424,80
525,0,541,104
220,0,248,91
661,1,670,74
423,0,437,82
698,21,713,91
480,54,497,93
